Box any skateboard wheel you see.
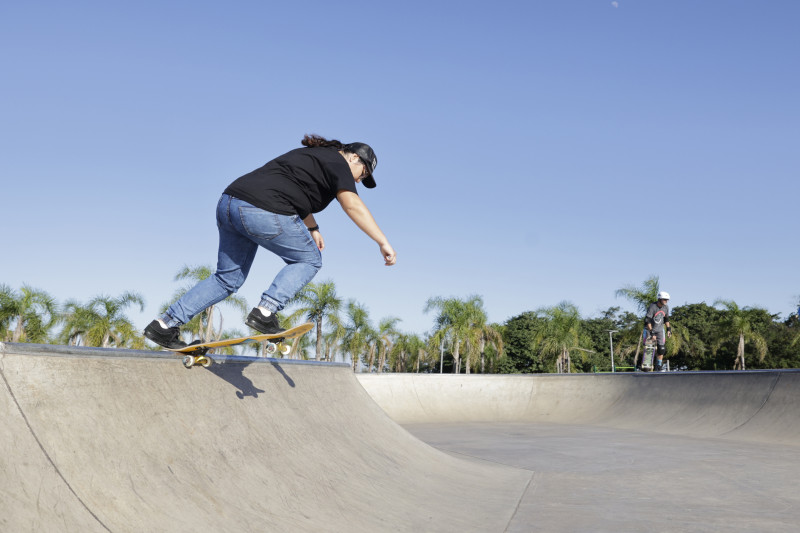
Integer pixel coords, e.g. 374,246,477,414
182,355,195,368
198,356,212,368
280,343,291,356
265,342,277,354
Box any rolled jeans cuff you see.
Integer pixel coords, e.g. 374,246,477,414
160,314,182,328
258,297,280,314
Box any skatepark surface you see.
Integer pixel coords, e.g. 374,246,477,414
2,342,799,532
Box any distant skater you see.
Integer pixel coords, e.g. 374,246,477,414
644,291,672,371
144,134,396,349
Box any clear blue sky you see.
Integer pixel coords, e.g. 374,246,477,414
2,1,798,337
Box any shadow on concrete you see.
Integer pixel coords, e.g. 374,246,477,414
204,360,296,399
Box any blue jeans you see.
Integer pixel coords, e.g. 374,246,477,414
162,194,322,326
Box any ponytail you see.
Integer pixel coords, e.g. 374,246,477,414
301,134,344,150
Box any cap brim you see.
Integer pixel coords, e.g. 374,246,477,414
362,175,376,188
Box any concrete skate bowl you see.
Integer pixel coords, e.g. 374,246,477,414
0,343,530,532
356,371,800,446
357,371,800,532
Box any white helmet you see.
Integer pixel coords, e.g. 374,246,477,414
658,291,670,300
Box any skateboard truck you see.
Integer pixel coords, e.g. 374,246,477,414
180,340,211,368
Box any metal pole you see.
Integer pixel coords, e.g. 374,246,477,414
608,330,618,373
439,339,444,374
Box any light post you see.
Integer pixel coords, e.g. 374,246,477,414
607,330,618,373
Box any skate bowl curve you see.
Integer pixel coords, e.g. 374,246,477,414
356,371,800,532
0,343,531,532
356,370,800,446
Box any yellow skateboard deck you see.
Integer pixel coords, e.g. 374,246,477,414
170,322,313,368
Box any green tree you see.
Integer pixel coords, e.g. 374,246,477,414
389,333,427,372
712,300,768,370
60,292,145,348
581,307,639,371
501,312,546,372
790,307,800,353
533,301,590,373
478,323,505,373
760,313,800,370
669,303,723,369
0,284,59,343
365,328,380,372
425,295,487,374
322,321,347,363
375,316,401,373
615,275,660,313
289,280,342,361
454,298,504,374
340,301,374,372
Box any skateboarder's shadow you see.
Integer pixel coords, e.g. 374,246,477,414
205,360,295,399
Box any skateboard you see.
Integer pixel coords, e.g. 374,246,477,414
641,337,657,371
169,322,314,368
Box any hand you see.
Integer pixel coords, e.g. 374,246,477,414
311,231,325,251
380,242,396,266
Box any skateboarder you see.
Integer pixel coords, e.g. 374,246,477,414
644,291,672,371
144,134,396,349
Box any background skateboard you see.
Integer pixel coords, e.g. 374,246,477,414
641,338,657,371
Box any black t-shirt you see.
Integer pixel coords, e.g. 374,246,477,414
224,146,358,219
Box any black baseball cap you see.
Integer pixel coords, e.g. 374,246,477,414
346,142,377,188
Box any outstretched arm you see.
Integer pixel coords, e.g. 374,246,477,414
336,190,396,266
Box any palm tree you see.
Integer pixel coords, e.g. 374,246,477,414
323,322,347,362
477,323,504,374
414,335,441,373
615,275,660,313
375,317,401,373
424,295,487,374
289,280,342,361
341,301,374,372
389,333,426,372
534,301,585,373
0,284,59,343
712,300,768,370
463,298,501,374
60,292,145,348
388,333,407,372
167,265,248,343
425,296,464,373
365,329,380,372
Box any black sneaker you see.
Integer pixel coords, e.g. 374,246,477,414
245,308,284,335
144,320,187,349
